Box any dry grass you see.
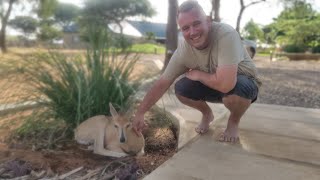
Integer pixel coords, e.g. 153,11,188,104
0,110,34,142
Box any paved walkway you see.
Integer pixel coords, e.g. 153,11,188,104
144,93,320,179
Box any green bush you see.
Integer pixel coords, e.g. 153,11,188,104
112,35,133,51
26,28,140,129
283,44,307,53
312,46,320,53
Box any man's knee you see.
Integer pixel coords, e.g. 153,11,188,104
222,95,237,108
226,75,259,103
222,95,251,109
175,93,185,102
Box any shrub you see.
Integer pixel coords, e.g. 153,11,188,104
25,28,140,129
312,46,320,53
282,44,307,53
112,35,133,51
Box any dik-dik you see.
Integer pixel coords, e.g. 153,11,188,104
74,103,145,157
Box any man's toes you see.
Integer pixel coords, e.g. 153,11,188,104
202,129,208,134
226,136,232,142
195,127,203,134
219,133,239,143
230,137,238,143
195,127,208,134
218,133,226,141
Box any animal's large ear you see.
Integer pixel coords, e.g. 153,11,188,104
109,102,119,118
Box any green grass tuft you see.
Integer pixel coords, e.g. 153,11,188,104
24,28,140,129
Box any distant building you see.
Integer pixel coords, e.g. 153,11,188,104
127,20,167,43
108,20,168,43
62,24,87,49
61,20,173,48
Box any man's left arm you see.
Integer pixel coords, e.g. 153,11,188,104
186,28,243,93
185,64,237,93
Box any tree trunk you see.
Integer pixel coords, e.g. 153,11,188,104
162,0,178,72
211,0,221,22
0,27,6,53
0,0,16,53
116,21,127,52
236,7,245,33
236,0,266,34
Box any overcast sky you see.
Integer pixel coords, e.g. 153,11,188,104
59,0,320,29
6,0,320,35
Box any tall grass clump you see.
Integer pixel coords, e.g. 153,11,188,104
26,28,140,129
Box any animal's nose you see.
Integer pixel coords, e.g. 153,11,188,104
120,130,126,143
120,136,125,143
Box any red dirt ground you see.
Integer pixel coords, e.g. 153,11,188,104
0,110,178,179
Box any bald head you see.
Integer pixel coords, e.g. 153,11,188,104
177,0,211,49
177,0,207,18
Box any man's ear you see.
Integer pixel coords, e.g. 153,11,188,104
109,102,118,118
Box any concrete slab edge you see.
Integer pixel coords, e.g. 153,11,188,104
175,108,229,150
0,101,40,116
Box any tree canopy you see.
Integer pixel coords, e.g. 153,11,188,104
265,0,320,50
0,0,58,52
79,0,156,49
82,0,155,26
36,0,58,19
54,2,80,27
242,19,264,42
9,16,38,36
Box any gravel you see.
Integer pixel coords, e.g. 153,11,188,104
254,57,320,109
143,54,320,109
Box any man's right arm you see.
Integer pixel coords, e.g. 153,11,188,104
133,76,174,133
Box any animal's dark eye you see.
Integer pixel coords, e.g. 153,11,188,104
114,125,118,128
126,124,131,128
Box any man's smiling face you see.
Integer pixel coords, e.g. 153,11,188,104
178,8,211,50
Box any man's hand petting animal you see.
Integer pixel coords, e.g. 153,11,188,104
132,114,148,136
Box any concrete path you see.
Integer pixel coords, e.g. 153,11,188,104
155,92,228,149
146,100,320,179
0,101,39,116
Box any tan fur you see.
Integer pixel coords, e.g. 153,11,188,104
74,103,145,157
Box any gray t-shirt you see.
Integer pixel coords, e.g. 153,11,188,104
163,22,262,87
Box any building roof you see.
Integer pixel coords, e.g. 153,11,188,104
63,24,79,33
62,20,168,40
127,20,167,39
108,21,143,37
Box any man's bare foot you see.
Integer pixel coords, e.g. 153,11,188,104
219,126,239,143
195,112,214,135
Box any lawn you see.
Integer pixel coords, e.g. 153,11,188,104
129,43,165,54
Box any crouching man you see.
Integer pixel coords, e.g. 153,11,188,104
133,0,261,143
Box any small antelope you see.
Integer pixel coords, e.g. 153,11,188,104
74,103,145,157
